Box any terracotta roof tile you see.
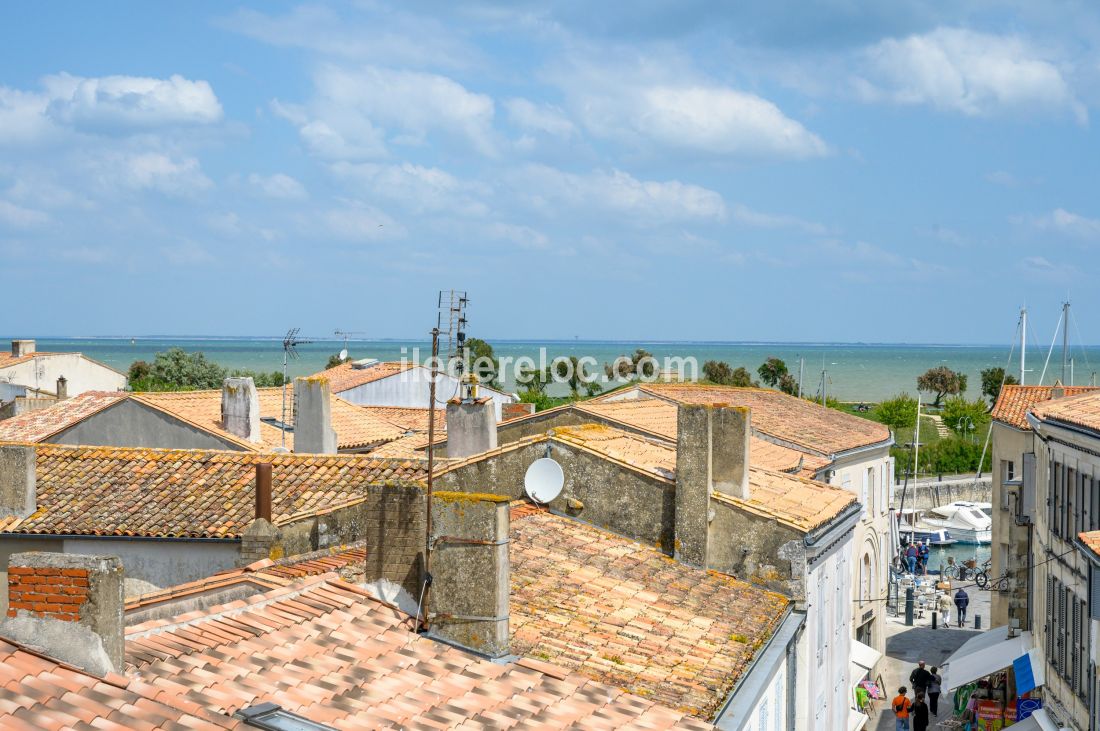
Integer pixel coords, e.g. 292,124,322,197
0,391,126,442
358,406,445,433
992,384,1100,429
1079,530,1100,560
1013,387,1100,432
0,444,428,539
600,384,891,456
124,575,711,729
510,511,788,720
311,361,415,393
724,467,857,532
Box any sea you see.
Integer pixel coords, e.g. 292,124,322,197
21,336,1100,402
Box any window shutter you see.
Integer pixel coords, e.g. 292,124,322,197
1060,586,1068,675
1047,576,1055,663
1072,597,1081,686
1092,566,1100,621
862,470,870,517
879,464,888,516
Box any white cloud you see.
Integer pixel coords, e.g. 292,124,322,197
0,86,57,145
1031,208,1100,238
519,165,726,223
505,98,576,138
323,204,403,241
115,153,213,197
731,203,827,235
43,73,222,131
277,65,497,160
0,200,49,228
247,172,307,200
486,222,551,250
331,161,490,216
856,28,1086,122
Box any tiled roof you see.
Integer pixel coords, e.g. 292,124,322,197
134,386,405,451
510,510,789,720
0,635,238,730
1079,531,1100,560
607,384,891,456
716,467,857,532
311,360,414,393
368,431,436,459
577,399,680,438
552,424,677,479
0,444,428,538
994,384,1100,430
125,575,712,730
1032,390,1100,434
359,404,445,432
0,352,39,368
0,391,125,442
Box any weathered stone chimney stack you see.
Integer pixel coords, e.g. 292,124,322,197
10,340,34,357
293,378,336,454
221,377,261,443
1,552,124,677
445,396,497,458
0,446,36,520
674,403,751,568
56,376,68,400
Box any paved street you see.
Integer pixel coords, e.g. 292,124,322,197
870,587,992,730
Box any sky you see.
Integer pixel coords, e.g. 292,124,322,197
1,1,1099,343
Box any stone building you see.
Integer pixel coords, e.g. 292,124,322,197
0,339,127,416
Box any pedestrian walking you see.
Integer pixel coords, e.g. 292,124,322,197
927,667,942,715
909,660,932,696
906,543,918,574
892,686,912,731
954,587,970,627
937,592,952,627
912,693,930,731
919,541,931,575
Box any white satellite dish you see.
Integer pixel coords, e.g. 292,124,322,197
338,348,348,361
524,457,564,504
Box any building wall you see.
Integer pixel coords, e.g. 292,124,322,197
709,500,803,597
337,367,514,420
48,400,243,451
797,538,854,731
1031,421,1097,729
990,421,1033,629
64,539,238,591
739,651,789,731
0,353,126,396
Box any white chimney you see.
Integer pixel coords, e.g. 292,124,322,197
221,377,261,443
10,340,34,358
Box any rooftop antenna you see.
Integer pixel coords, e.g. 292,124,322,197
333,329,366,362
436,290,468,375
280,328,313,449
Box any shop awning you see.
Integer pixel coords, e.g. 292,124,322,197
851,639,882,673
1009,709,1058,731
940,626,1039,691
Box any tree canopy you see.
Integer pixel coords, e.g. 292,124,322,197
128,348,285,391
702,360,758,387
916,366,968,406
462,338,500,387
980,367,1018,406
876,393,919,430
757,357,788,387
605,349,657,381
941,396,991,437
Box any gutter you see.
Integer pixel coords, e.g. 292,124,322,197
714,606,805,729
832,435,895,462
0,532,240,543
804,501,862,554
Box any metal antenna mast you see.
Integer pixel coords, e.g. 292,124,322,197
333,329,366,362
436,290,469,373
280,328,313,448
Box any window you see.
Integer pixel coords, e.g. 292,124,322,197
234,703,335,731
1003,460,1017,483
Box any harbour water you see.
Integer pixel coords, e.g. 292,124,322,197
14,336,1100,402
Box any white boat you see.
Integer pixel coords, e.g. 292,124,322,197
896,509,957,546
921,501,992,544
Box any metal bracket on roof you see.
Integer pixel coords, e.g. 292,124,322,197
428,535,509,550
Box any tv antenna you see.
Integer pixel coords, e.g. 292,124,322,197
333,329,366,362
280,328,313,448
436,290,468,373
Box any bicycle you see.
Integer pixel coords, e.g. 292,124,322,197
975,568,1010,592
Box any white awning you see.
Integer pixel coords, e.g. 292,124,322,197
847,709,869,731
1008,709,1058,731
940,626,1037,691
851,639,882,673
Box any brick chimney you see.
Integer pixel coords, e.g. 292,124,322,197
674,403,751,568
428,492,510,657
238,463,279,566
293,377,336,454
221,377,261,443
445,396,497,458
56,376,68,400
1,552,124,677
0,446,36,520
10,340,34,357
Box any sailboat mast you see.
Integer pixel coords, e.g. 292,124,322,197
1062,301,1070,385
1020,307,1027,385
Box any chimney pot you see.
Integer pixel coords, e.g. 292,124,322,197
221,377,261,443
1,552,124,677
10,340,35,358
56,376,68,400
255,463,272,522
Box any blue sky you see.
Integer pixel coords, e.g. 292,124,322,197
2,1,1099,343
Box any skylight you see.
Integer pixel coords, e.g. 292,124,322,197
234,702,335,731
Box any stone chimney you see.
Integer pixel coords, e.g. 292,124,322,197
293,378,336,454
1,552,124,676
674,403,751,568
55,376,68,400
221,377,261,443
428,492,510,657
1052,379,1066,399
10,340,34,358
0,446,36,520
445,396,497,459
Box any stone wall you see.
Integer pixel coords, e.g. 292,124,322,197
892,477,992,510
709,499,804,598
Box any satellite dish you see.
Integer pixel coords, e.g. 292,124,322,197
524,457,564,504
338,348,348,361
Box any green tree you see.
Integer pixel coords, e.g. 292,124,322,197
702,360,734,385
326,353,350,369
553,356,603,397
605,349,657,381
516,363,552,394
230,369,287,387
875,393,919,430
463,338,500,387
916,366,968,406
916,438,990,475
757,357,789,388
130,348,226,391
980,367,1019,406
777,373,799,396
730,366,757,387
941,396,991,438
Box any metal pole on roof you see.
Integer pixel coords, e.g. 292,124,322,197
1062,301,1070,385
798,357,804,399
1019,307,1027,385
422,326,440,632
